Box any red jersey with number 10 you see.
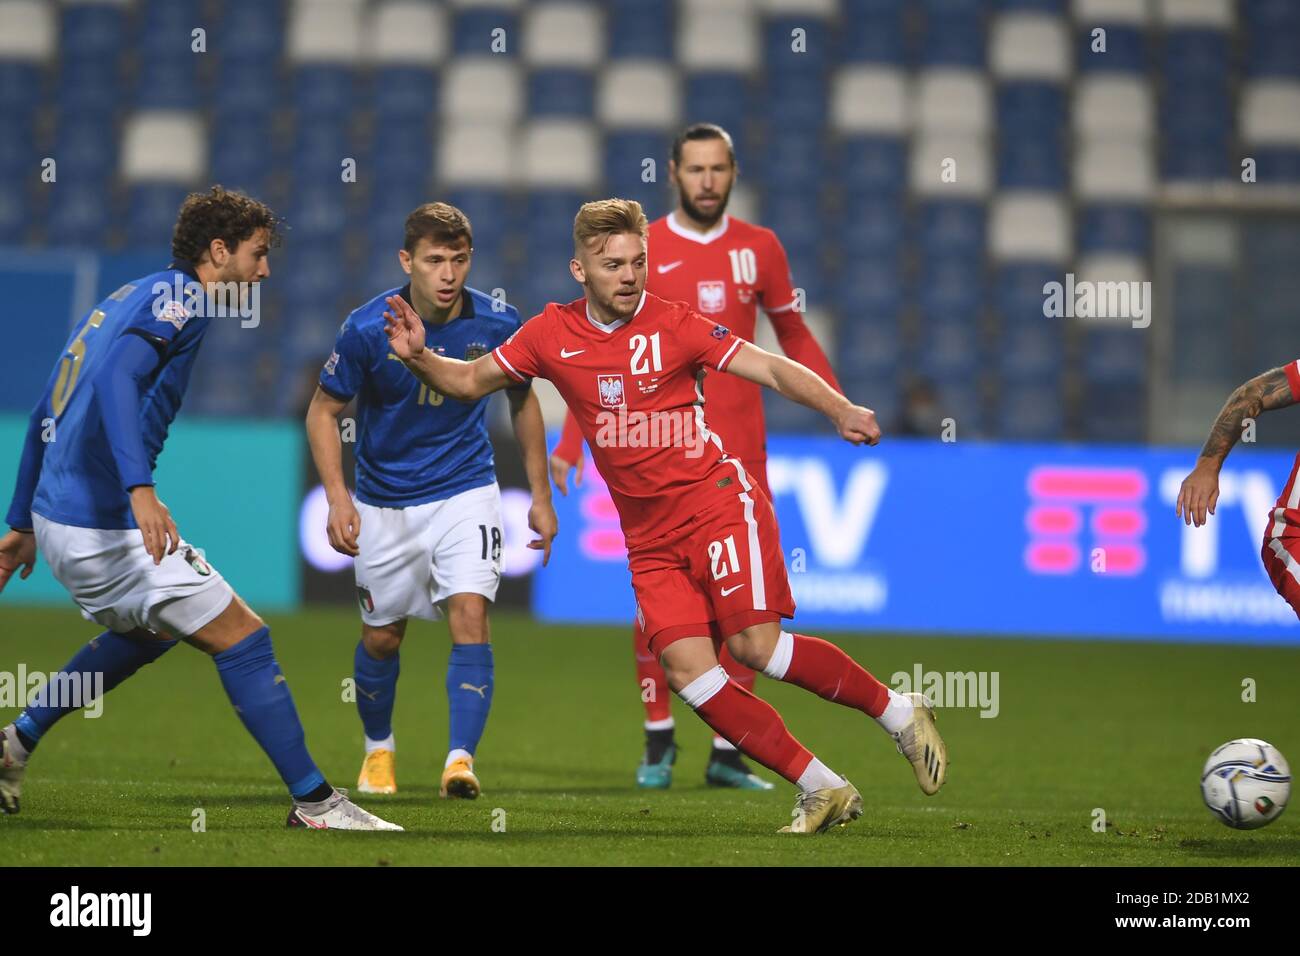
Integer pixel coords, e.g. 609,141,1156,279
493,291,751,549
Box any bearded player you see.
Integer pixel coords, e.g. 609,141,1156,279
383,198,947,833
1177,361,1300,616
549,123,842,791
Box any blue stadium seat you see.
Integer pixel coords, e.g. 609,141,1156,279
529,69,596,117
841,196,905,255
604,130,671,194
1081,327,1146,387
0,181,29,244
997,382,1063,441
683,73,751,144
836,136,907,195
996,0,1065,11
286,186,350,242
61,3,127,59
754,135,826,191
916,201,986,257
835,254,905,316
56,56,121,115
1246,31,1300,77
765,19,829,75
442,188,513,253
837,314,904,375
607,0,673,60
217,0,284,65
134,58,202,110
212,60,279,116
287,118,353,184
916,315,981,379
1078,205,1150,255
372,67,439,123
453,8,519,56
762,73,828,132
998,136,1067,189
125,185,195,249
1162,132,1227,181
52,114,119,183
0,114,32,178
921,0,984,14
45,185,110,248
1170,266,1235,381
277,245,351,319
1078,25,1147,73
1161,84,1231,141
997,83,1067,136
763,390,832,434
210,113,275,197
838,6,907,65
0,62,42,120
370,120,432,195
1164,30,1230,84
917,257,986,320
293,66,358,118
1250,147,1300,183
994,263,1059,321
920,13,985,68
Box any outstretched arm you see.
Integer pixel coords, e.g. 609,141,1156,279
383,294,512,401
508,387,558,566
1177,364,1299,526
724,341,880,446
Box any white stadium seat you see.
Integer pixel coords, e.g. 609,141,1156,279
436,122,516,186
369,1,449,66
523,2,604,68
287,0,366,64
1075,253,1148,288
753,308,834,356
1072,0,1151,26
442,57,524,123
1073,140,1155,200
121,112,207,183
0,0,56,60
723,182,759,224
990,13,1072,81
910,134,991,198
1155,0,1233,29
445,0,523,9
831,67,908,134
1240,81,1300,145
597,61,679,129
521,119,600,189
758,0,839,16
1073,75,1153,139
915,69,992,135
679,1,759,72
989,193,1073,263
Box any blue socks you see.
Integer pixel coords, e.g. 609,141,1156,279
213,627,325,800
15,630,179,751
354,640,399,742
446,643,494,757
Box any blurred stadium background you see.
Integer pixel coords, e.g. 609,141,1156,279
2,0,1300,639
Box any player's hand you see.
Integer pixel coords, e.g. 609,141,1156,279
548,453,584,496
835,404,881,446
527,496,558,567
326,496,362,557
0,529,37,595
129,486,180,565
382,294,426,361
1176,459,1221,527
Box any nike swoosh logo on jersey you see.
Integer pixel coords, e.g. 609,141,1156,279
560,348,585,358
657,261,683,274
720,583,746,597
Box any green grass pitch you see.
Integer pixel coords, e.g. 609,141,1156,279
1,605,1298,866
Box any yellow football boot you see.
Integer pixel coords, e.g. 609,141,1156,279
356,748,397,795
779,779,863,834
440,756,481,799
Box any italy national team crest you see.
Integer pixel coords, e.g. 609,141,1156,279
465,341,489,361
357,586,375,614
697,280,726,314
597,373,625,409
183,547,211,577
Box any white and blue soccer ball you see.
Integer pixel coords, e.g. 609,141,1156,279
1200,738,1291,830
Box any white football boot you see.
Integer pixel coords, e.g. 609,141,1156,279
892,692,948,795
286,788,403,831
0,723,28,815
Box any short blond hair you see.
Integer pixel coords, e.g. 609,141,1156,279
573,198,648,255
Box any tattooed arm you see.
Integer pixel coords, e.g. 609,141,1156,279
1176,366,1298,526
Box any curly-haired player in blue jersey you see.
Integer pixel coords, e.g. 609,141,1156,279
305,202,557,800
0,187,400,830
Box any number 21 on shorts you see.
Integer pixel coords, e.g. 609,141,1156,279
709,535,740,580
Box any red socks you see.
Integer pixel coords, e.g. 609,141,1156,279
632,619,672,724
771,632,890,718
685,669,813,784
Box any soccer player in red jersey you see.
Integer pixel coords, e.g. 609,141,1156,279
382,198,948,833
550,123,843,790
1177,361,1300,617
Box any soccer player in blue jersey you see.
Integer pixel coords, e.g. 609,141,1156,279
305,202,557,799
0,186,400,830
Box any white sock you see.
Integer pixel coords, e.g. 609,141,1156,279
644,717,675,731
365,733,395,754
797,757,846,792
445,747,472,768
875,689,915,735
3,724,29,763
762,630,795,680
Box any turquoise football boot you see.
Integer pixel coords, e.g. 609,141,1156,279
636,742,677,789
705,753,776,790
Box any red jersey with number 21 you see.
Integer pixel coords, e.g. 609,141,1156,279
492,291,749,549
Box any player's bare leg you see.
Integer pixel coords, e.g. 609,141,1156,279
189,595,401,830
726,621,947,795
659,636,860,833
355,619,405,794
441,592,491,799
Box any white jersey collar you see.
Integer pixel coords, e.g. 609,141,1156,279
666,211,730,245
586,290,647,333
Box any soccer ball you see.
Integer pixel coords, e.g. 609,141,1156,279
1200,738,1291,830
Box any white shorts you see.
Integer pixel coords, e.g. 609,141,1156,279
32,514,234,637
354,482,503,626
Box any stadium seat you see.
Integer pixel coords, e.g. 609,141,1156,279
910,133,992,198
521,119,601,190
1078,205,1149,254
209,114,276,198
45,184,109,248
286,0,366,64
451,6,520,57
678,1,759,73
51,112,119,183
442,58,524,124
369,117,434,192
371,66,440,123
437,122,516,187
830,66,908,134
997,382,1064,440
1081,326,1147,387
916,200,987,256
998,136,1067,189
840,195,906,255
920,12,985,68
0,1,55,62
997,82,1067,136
286,116,353,182
1076,25,1147,74
762,72,828,133
1074,0,1151,26
529,69,596,117
1155,0,1234,29
834,253,905,315
134,57,202,110
292,64,360,119
124,184,196,249
1240,81,1300,146
1079,381,1146,443
916,253,985,321
603,129,670,195
121,112,207,184
836,136,908,194
55,55,120,115
212,60,279,117
60,2,128,60
989,13,1071,80
838,2,906,65
597,62,679,130
683,72,752,142
523,2,604,68
370,0,449,66
1073,141,1155,202
1073,76,1154,140
764,17,830,77
915,314,983,380
217,0,284,65
286,185,350,242
1247,146,1300,184
915,69,992,134
989,194,1072,262
0,180,29,244
607,0,673,60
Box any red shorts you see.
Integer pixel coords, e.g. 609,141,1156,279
630,463,795,658
1261,532,1300,620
